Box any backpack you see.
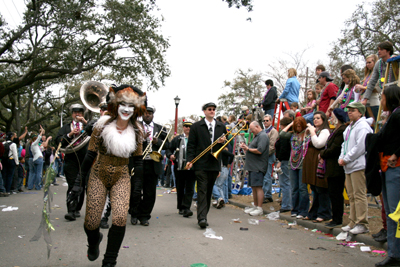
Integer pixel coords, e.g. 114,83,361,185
2,141,11,162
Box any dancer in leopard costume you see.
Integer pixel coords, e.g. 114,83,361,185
80,84,146,267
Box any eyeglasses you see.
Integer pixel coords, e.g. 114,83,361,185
207,108,216,111
263,120,270,122
183,125,191,128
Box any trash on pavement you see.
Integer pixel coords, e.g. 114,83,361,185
309,247,326,250
18,235,25,238
122,246,129,248
203,228,223,240
240,227,248,230
190,264,208,267
266,212,280,221
360,246,371,252
248,219,259,225
311,229,318,232
2,206,18,212
232,218,241,223
288,220,297,226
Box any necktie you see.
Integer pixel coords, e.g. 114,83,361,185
75,122,81,145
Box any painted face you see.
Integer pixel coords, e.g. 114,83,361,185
118,104,134,121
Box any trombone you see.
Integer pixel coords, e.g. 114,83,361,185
150,124,172,162
142,124,172,161
184,121,245,170
211,123,247,159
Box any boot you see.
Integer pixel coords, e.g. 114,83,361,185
102,224,126,266
84,226,103,261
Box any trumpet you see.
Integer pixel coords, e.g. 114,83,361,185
142,124,172,161
184,121,244,170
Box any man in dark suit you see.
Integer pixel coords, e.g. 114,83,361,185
261,79,278,118
186,103,227,228
130,106,168,226
55,104,88,221
166,119,195,218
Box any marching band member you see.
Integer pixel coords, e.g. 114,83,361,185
55,104,88,221
186,102,227,228
166,119,196,217
130,106,169,226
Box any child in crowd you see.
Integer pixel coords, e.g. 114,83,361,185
315,83,323,101
302,90,317,124
290,102,302,118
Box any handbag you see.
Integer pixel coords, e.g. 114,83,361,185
316,158,326,179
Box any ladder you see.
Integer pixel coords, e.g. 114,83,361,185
375,55,400,133
273,99,290,131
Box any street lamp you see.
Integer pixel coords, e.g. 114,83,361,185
174,95,181,134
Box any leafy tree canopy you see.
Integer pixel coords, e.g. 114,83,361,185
0,0,170,102
329,0,399,64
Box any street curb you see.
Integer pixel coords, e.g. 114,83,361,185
228,200,388,250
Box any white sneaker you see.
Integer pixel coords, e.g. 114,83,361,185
244,206,255,214
296,215,304,219
341,224,353,232
216,198,224,209
291,214,297,217
349,224,369,235
250,207,263,216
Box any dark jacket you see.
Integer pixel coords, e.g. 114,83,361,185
262,86,278,111
142,122,169,176
187,118,228,171
319,124,346,179
275,131,292,161
55,122,88,163
221,148,234,167
166,134,187,171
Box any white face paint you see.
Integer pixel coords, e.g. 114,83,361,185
118,104,134,120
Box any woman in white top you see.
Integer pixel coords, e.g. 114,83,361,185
27,126,45,190
302,111,331,222
2,132,19,193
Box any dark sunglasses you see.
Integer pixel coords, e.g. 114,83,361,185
263,120,270,122
101,108,108,111
183,125,191,128
207,108,216,111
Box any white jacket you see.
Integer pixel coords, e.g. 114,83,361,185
339,117,372,174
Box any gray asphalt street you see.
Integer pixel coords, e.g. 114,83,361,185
0,179,381,267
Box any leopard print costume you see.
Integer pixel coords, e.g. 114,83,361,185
84,120,143,230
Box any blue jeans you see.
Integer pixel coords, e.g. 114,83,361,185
0,171,6,193
279,161,292,210
308,185,332,220
289,168,309,216
1,159,16,192
28,157,43,190
227,171,232,198
381,166,400,259
263,154,276,198
303,112,314,125
215,167,229,202
223,174,229,203
264,108,275,119
171,165,176,187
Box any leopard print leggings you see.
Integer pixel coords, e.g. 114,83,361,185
84,160,130,230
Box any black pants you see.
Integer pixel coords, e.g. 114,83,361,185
129,159,143,216
175,169,196,210
64,159,86,212
132,160,158,220
327,175,345,224
195,170,219,221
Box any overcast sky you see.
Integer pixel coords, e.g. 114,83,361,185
1,0,373,125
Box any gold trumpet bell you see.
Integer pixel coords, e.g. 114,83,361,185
150,151,162,162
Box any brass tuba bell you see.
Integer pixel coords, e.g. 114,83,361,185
80,81,109,113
